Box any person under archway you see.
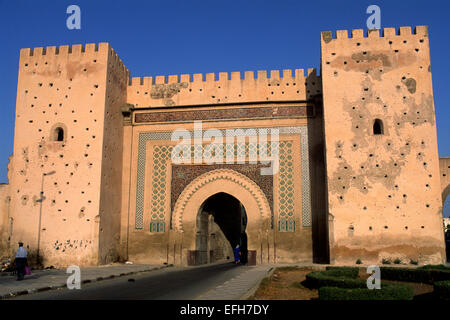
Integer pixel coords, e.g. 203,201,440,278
233,245,241,264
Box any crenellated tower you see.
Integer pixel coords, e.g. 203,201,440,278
9,43,129,266
320,26,446,264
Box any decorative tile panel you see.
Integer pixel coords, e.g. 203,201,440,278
135,126,312,230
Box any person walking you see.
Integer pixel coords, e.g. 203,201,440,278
233,245,241,264
15,241,28,281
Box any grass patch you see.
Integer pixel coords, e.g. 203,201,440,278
276,266,300,272
289,281,305,289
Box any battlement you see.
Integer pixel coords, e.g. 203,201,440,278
321,26,428,43
127,68,321,108
19,42,129,75
129,68,319,86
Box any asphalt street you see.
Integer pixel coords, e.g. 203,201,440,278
12,262,251,300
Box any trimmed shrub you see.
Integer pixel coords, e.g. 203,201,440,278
324,266,360,278
382,258,392,265
319,283,414,300
393,258,402,265
380,267,450,284
356,259,362,265
418,264,450,271
306,268,363,289
434,280,450,300
409,259,418,265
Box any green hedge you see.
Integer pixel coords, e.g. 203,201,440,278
433,280,450,300
305,268,364,289
325,266,360,278
418,264,450,271
319,284,414,300
380,267,450,284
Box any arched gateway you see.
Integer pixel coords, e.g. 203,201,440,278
172,169,272,266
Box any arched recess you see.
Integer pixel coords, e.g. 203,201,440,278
172,169,271,232
172,169,272,264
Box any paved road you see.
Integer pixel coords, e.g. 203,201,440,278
12,262,256,300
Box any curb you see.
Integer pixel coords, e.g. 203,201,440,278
239,266,276,300
0,265,170,300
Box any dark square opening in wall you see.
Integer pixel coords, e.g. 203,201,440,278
373,119,384,135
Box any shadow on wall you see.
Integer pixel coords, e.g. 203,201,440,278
306,71,330,264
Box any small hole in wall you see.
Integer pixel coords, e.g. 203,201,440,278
421,226,425,229
369,226,373,230
426,204,430,208
384,226,388,229
405,226,408,230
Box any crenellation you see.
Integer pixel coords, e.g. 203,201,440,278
257,70,267,80
85,43,98,53
336,30,348,39
270,70,280,80
155,75,166,84
245,71,255,80
351,29,364,39
231,71,240,81
193,73,203,82
322,26,429,45
399,26,412,36
368,29,380,38
168,74,179,83
46,46,59,55
180,74,190,83
383,28,396,37
71,44,84,54
282,69,292,79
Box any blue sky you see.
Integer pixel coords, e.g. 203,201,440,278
0,0,449,215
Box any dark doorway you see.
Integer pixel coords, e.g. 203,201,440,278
198,192,248,265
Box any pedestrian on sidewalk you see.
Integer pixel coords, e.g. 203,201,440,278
233,245,241,264
15,241,28,281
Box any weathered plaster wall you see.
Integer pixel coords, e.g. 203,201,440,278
0,184,11,259
9,43,128,267
127,68,321,108
97,48,129,264
321,26,446,265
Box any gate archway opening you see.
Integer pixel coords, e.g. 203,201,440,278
195,192,248,265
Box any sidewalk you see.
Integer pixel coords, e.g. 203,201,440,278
0,263,167,299
195,264,275,300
